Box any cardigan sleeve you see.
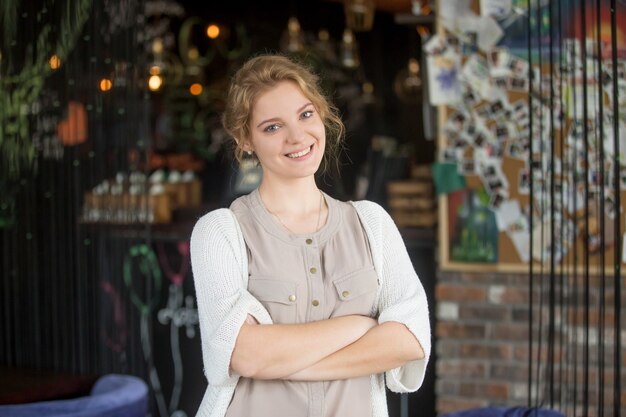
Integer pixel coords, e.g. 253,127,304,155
371,203,431,393
190,209,273,387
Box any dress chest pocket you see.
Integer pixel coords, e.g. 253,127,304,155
247,278,298,324
331,266,379,318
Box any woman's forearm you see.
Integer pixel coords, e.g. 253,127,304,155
284,321,424,381
231,315,377,380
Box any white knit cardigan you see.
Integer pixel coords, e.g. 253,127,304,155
190,200,431,417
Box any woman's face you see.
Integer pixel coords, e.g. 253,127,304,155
247,81,326,182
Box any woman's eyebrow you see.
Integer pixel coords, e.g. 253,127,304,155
256,102,314,128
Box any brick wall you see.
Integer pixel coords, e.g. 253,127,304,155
435,270,626,416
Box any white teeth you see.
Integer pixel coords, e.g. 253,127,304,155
286,145,312,158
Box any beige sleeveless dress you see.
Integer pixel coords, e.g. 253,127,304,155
225,188,378,417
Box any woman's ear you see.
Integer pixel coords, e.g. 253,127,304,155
241,141,254,154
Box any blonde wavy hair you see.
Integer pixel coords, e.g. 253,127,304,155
222,54,345,174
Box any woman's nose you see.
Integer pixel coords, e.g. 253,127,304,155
286,124,306,144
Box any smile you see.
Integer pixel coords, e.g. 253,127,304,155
286,145,313,159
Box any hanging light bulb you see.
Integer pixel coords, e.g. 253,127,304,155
280,17,305,53
393,58,422,103
189,83,203,96
316,29,336,61
206,24,220,39
340,29,360,69
152,38,164,55
148,75,163,91
344,0,375,32
49,54,61,70
99,78,113,92
361,81,376,105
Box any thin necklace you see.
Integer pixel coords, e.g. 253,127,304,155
265,190,324,235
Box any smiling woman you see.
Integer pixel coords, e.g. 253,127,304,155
190,54,431,417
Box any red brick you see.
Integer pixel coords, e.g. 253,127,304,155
514,344,561,362
512,307,530,321
568,308,615,327
436,341,460,357
490,364,529,380
437,359,487,378
490,323,530,341
437,322,486,339
460,343,512,359
436,284,487,302
459,382,509,399
435,379,459,396
436,397,487,414
459,305,509,321
490,286,530,304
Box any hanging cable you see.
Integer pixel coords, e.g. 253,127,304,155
527,0,535,407
609,1,621,416
594,1,606,416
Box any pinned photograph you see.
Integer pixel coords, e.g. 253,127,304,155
510,76,528,92
487,177,505,193
474,131,487,147
489,190,507,210
460,158,476,174
452,136,469,148
507,142,523,159
493,124,509,141
508,56,529,75
426,35,462,105
488,47,510,71
493,76,508,90
448,111,468,130
442,147,461,162
485,140,504,158
475,103,493,119
462,87,479,107
461,54,494,99
518,169,530,195
489,99,506,116
605,194,616,219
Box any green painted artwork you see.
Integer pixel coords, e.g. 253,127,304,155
449,188,498,263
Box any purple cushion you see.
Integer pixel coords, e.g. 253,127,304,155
441,407,566,417
0,374,148,417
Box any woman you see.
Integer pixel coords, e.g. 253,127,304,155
190,54,430,417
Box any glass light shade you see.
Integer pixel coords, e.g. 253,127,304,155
280,17,305,53
344,0,375,32
394,58,422,102
340,29,360,69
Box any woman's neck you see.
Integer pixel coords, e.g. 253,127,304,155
258,176,321,217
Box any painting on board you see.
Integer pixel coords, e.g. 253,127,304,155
448,188,499,263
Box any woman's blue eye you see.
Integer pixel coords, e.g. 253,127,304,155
264,124,280,133
301,110,314,119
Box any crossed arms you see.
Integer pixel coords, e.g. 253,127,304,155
231,314,425,381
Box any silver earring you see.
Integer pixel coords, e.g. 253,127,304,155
246,150,253,156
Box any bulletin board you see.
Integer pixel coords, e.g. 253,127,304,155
431,0,626,273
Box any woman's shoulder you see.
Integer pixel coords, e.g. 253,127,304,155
348,199,391,223
190,207,240,246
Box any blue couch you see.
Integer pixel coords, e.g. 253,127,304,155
0,374,148,417
441,406,566,417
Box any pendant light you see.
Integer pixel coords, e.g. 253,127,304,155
340,29,360,69
394,58,422,103
344,0,375,32
280,17,305,53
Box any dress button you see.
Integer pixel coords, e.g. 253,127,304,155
312,299,320,307
289,294,297,302
309,267,317,274
305,238,313,245
342,290,350,298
